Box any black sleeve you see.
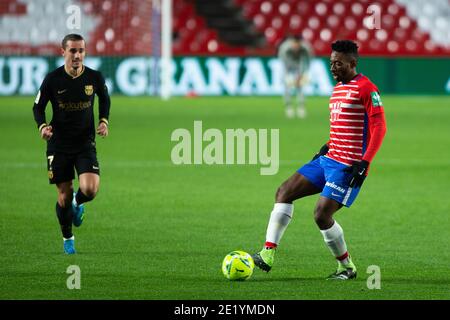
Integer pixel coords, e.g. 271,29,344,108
32,75,51,130
96,72,111,124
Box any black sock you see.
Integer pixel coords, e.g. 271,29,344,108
75,188,94,205
56,202,73,239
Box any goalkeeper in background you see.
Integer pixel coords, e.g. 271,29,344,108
278,35,313,119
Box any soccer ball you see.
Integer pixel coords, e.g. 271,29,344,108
222,250,254,281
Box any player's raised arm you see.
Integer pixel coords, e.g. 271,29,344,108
32,75,52,140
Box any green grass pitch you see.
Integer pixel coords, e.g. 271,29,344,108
0,95,449,300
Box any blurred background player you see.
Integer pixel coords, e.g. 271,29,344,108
252,40,387,280
32,34,111,254
278,35,313,119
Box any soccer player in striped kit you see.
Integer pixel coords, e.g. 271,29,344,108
253,40,387,280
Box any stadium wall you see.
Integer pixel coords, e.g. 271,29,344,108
0,56,448,96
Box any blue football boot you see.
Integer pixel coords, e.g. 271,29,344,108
64,238,76,254
72,192,85,227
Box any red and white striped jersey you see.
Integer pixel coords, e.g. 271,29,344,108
326,74,384,166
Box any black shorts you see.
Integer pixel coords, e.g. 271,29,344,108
46,147,100,184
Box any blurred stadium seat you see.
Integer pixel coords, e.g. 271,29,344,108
0,0,449,56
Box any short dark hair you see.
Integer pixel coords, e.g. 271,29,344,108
331,40,359,60
61,34,85,49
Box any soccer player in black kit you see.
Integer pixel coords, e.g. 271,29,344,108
33,34,111,254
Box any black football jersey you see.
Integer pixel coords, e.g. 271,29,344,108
33,65,110,153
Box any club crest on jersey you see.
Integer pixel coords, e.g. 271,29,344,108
330,101,342,121
346,90,352,99
85,85,94,96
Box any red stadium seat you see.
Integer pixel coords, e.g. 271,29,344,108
241,1,261,18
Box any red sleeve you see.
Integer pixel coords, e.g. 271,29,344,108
360,82,384,116
358,80,386,163
362,112,387,163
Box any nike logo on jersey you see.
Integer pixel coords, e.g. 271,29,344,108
57,89,67,94
331,192,343,198
93,166,99,170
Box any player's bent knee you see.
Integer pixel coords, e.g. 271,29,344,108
80,187,97,200
275,187,283,201
78,173,99,198
275,185,292,203
79,180,99,200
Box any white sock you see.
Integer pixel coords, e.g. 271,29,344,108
72,195,78,207
320,221,349,264
265,203,294,247
63,235,75,241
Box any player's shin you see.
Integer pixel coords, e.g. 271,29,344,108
75,188,94,205
319,220,350,265
265,203,294,249
56,202,73,239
